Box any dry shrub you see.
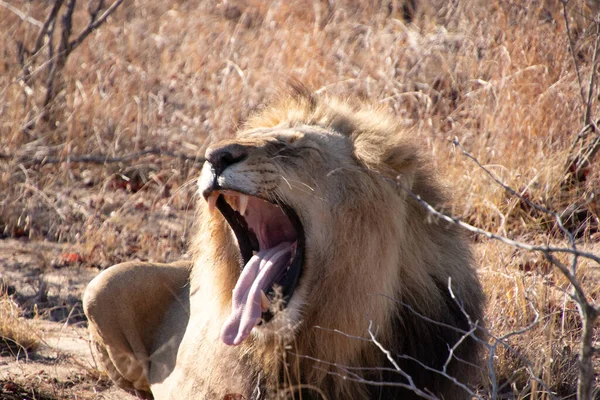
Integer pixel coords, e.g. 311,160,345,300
478,240,600,398
0,292,39,357
0,380,56,400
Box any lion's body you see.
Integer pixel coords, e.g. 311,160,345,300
84,93,484,399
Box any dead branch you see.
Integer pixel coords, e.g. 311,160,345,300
401,184,600,266
562,2,600,186
0,149,205,167
311,295,554,400
367,320,481,399
585,18,600,125
562,0,587,107
563,120,600,186
378,289,556,399
69,0,123,51
0,0,43,27
13,0,124,125
32,0,63,56
296,351,441,400
452,137,577,247
308,274,564,399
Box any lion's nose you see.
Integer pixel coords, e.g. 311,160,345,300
205,143,249,176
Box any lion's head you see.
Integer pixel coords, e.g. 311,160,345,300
191,92,483,398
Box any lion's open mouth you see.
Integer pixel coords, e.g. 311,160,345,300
204,191,305,346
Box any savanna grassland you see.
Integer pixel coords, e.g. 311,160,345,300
1,0,599,398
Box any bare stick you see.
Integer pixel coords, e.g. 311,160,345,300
0,0,43,27
32,0,65,56
43,0,75,108
452,137,577,248
365,321,417,388
584,18,600,126
0,148,204,166
402,184,600,264
14,0,124,120
69,0,123,51
562,0,587,107
315,291,556,398
576,296,598,399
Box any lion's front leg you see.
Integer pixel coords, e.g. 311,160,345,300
83,260,190,398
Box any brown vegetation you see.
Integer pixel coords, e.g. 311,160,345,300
0,292,39,356
1,0,599,398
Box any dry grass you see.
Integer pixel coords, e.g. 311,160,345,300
1,0,600,398
0,292,39,357
478,240,600,397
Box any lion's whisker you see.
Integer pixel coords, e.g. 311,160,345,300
279,179,324,200
284,179,315,192
280,175,293,191
169,176,198,200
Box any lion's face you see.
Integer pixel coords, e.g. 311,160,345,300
198,125,385,346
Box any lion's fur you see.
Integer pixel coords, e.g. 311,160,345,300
84,92,484,399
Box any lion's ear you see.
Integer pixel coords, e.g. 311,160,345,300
353,135,418,190
382,143,419,190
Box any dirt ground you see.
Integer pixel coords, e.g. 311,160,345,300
0,239,139,400
0,149,196,400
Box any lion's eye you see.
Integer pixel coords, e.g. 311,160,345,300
264,133,325,161
265,139,288,155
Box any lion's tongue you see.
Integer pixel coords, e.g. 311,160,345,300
221,242,293,346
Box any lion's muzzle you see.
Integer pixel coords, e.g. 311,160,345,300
198,142,306,346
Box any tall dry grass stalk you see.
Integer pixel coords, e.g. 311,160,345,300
0,292,39,357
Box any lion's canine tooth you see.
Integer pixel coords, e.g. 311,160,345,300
260,290,270,312
239,194,248,216
207,192,218,213
225,194,238,211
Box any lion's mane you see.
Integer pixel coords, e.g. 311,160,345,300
186,91,484,399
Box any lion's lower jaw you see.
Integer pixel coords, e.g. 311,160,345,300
251,313,302,346
253,283,308,341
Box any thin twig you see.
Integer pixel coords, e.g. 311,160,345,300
312,364,439,399
365,321,417,388
399,184,600,265
32,0,65,56
584,18,600,125
0,149,205,166
69,0,123,50
317,290,557,398
452,138,577,249
445,140,597,306
0,0,43,28
562,0,587,107
43,0,75,108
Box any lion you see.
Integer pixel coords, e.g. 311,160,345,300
83,90,484,400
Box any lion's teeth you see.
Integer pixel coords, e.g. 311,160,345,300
225,194,238,211
207,192,218,213
260,291,270,312
239,194,248,216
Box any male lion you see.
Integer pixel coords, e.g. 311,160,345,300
84,91,484,399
